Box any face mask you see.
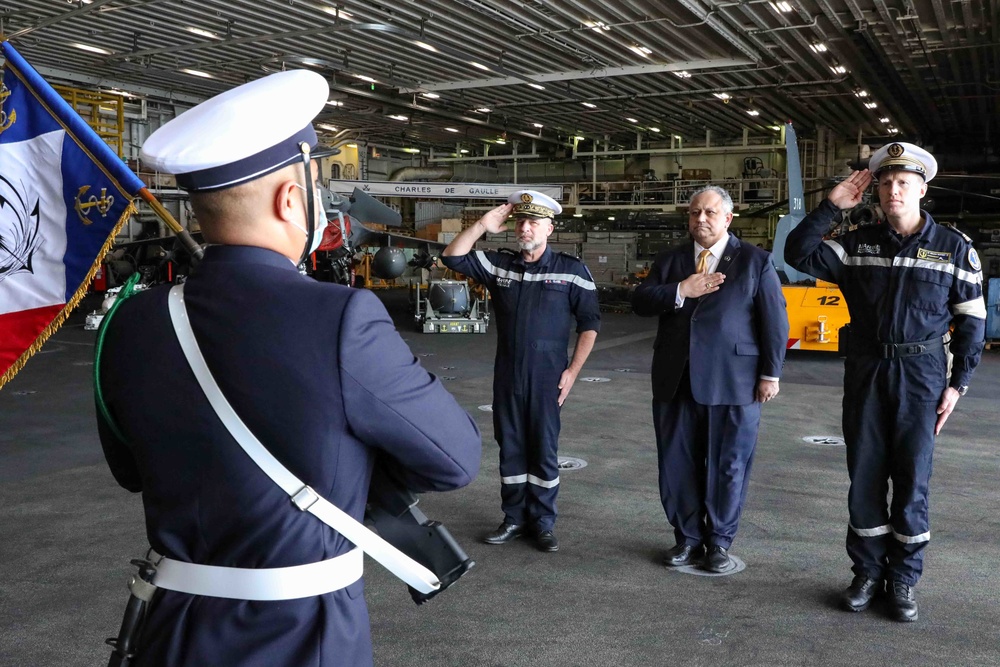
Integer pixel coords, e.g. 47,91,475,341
292,183,328,255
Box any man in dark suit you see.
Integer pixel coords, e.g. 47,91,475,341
633,185,788,573
95,70,482,666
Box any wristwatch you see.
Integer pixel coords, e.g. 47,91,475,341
955,385,969,396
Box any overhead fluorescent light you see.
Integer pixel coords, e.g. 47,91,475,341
403,147,421,153
649,127,661,132
864,101,878,109
880,117,891,123
318,6,353,19
574,135,586,141
628,45,653,58
471,62,491,71
888,127,899,134
180,68,213,78
495,138,506,144
186,27,220,39
625,117,638,123
854,90,869,98
421,92,440,99
415,41,438,53
354,74,377,83
831,65,847,74
573,213,584,218
528,83,546,90
317,123,338,132
769,125,782,131
71,42,111,55
582,102,597,108
445,127,459,132
459,148,470,154
532,123,544,128
713,92,731,100
746,109,760,116
584,21,612,32
809,42,828,53
769,1,793,12
327,100,344,106
607,216,616,221
388,114,409,121
674,70,692,78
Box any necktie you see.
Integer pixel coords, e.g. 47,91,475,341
696,249,711,274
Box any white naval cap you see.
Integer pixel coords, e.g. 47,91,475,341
507,189,562,219
140,70,334,192
869,142,937,183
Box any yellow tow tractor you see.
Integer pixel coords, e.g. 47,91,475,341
781,279,850,351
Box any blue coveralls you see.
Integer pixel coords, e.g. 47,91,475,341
785,200,986,585
442,246,601,531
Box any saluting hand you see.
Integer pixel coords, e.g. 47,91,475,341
828,169,873,210
476,203,514,234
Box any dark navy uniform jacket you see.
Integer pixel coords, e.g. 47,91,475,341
441,246,601,388
97,245,482,667
633,235,789,405
785,200,986,388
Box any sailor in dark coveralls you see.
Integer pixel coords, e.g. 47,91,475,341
785,142,986,622
441,190,600,553
96,70,482,666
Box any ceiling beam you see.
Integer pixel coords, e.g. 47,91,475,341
398,59,753,93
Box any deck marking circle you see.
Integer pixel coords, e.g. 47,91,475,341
557,456,588,471
669,555,747,577
802,435,845,446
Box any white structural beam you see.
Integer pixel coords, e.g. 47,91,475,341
0,60,204,106
399,59,754,93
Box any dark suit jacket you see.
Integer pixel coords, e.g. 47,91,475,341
632,234,789,406
97,245,482,667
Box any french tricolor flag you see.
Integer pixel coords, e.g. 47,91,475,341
0,41,145,389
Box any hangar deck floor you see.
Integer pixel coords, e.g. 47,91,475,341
1,289,998,667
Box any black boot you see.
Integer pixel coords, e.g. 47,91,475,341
841,575,881,612
887,581,918,622
482,522,524,545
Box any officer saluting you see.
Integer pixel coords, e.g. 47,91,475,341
96,70,481,666
785,143,986,622
442,191,600,552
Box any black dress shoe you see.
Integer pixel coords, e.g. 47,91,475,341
662,543,703,567
887,581,918,622
482,522,524,545
535,530,559,552
703,546,735,573
841,575,881,612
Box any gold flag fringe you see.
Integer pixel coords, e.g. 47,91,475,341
0,200,139,391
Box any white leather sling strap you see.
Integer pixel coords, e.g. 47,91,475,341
166,284,441,597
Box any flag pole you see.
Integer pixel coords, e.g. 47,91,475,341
137,188,204,260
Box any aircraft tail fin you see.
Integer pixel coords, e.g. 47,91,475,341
771,122,811,284
348,188,403,227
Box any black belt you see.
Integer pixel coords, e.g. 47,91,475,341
876,337,943,359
